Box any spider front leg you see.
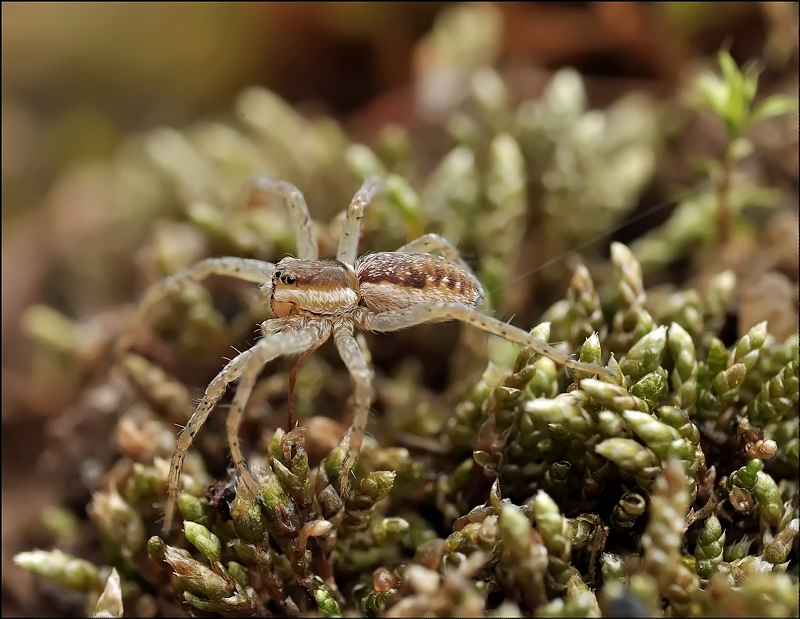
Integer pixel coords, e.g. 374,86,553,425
247,176,318,261
355,303,613,377
163,324,327,533
116,257,275,357
336,176,382,266
332,321,375,496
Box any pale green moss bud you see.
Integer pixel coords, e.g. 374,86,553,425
694,515,725,578
575,333,603,382
385,174,420,225
729,459,761,492
147,535,166,559
184,522,221,563
229,539,272,569
14,549,105,592
486,133,525,211
611,243,645,306
595,438,660,476
230,481,269,546
621,410,694,462
620,326,667,381
763,518,799,565
667,322,698,410
183,591,251,613
533,491,570,560
472,68,511,121
226,561,249,589
345,143,387,179
733,321,767,372
706,338,728,378
258,467,299,536
88,488,145,556
705,271,736,334
600,553,627,583
323,444,347,485
656,406,700,444
524,394,593,441
177,492,209,526
372,517,411,546
711,362,747,395
641,461,698,612
499,504,534,562
377,124,412,167
120,353,194,424
41,506,80,541
162,545,234,600
272,458,304,498
629,368,668,410
597,410,626,438
309,579,342,617
359,471,396,503
752,470,784,528
125,463,155,505
747,359,799,426
580,378,647,413
92,568,123,618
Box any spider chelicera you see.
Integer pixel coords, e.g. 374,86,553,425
117,176,612,532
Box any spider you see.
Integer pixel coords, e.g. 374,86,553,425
117,176,612,533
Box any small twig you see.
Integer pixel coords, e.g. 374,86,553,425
684,495,719,534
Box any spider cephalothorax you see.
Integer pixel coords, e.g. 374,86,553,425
269,258,360,318
117,176,612,532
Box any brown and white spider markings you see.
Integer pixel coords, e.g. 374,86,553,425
117,176,613,533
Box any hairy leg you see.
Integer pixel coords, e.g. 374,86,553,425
248,176,318,261
332,321,375,496
163,326,322,533
355,303,613,377
336,176,382,267
117,257,276,357
226,323,330,501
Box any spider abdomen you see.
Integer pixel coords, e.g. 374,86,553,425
356,252,484,313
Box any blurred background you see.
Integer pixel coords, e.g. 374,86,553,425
2,3,798,616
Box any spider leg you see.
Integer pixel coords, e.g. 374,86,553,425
355,303,613,377
336,176,382,267
332,321,375,496
163,325,325,533
248,176,318,260
226,322,331,500
117,257,276,357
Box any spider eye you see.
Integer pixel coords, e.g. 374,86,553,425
281,273,297,285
